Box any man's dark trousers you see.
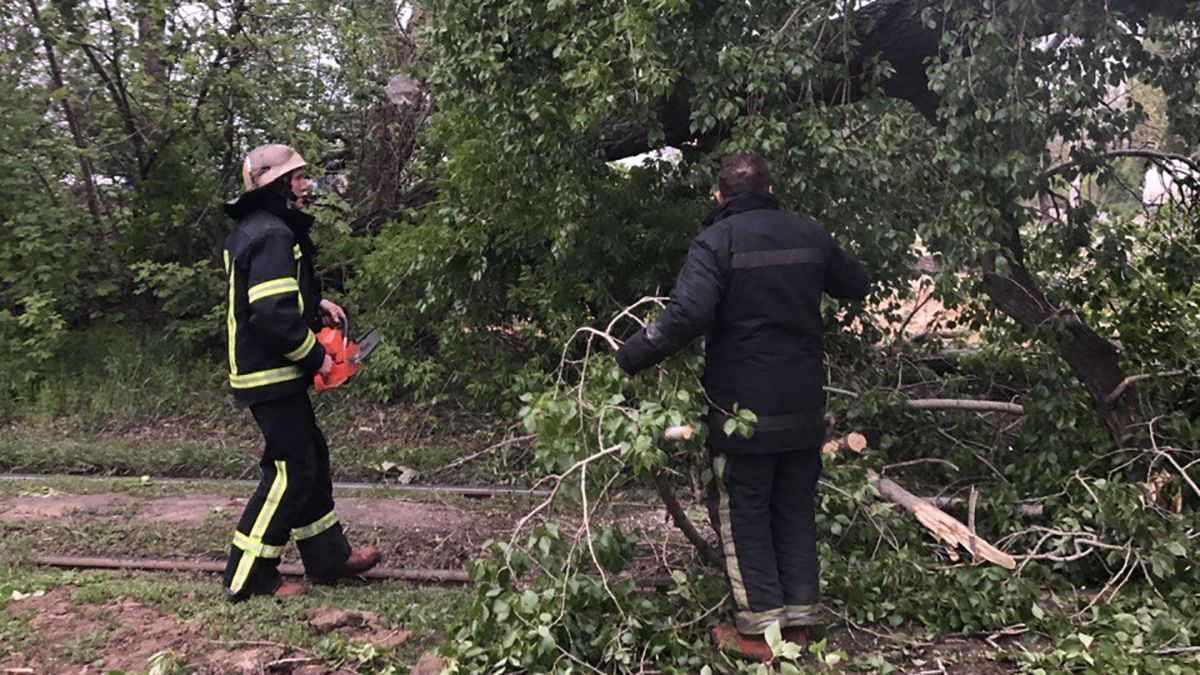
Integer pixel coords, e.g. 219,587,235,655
707,448,823,634
222,393,351,597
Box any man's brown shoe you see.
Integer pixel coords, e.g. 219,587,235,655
273,580,306,598
712,624,774,663
342,546,382,575
310,546,382,585
782,625,810,649
226,579,305,602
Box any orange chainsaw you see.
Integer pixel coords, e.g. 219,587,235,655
313,313,380,392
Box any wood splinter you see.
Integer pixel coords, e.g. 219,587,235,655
872,473,1017,570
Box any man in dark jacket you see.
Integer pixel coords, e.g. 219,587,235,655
616,153,869,660
220,144,380,600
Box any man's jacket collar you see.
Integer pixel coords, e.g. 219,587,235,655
224,188,316,240
703,191,779,227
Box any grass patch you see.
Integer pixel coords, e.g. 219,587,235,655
1,324,530,485
0,432,255,479
0,425,524,484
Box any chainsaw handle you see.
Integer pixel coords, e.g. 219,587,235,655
338,309,353,348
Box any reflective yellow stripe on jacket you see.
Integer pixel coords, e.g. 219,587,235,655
229,366,305,389
225,251,238,377
294,244,304,312
284,331,316,362
247,277,299,303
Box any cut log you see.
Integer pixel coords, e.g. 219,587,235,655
664,425,693,442
823,432,868,455
873,474,1017,570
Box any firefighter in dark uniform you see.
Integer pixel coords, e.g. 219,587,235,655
616,154,869,661
220,144,381,600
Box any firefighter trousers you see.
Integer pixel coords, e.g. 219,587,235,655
707,448,823,634
222,393,352,597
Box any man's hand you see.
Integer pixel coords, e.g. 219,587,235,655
318,354,334,378
319,299,346,327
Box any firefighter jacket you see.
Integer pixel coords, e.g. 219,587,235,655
222,190,327,406
616,191,870,453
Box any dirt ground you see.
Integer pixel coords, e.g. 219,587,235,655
0,483,1021,673
0,489,530,571
0,484,689,673
0,586,432,674
1,584,1017,674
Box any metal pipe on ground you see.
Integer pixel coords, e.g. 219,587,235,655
29,556,676,589
0,474,550,499
30,555,471,584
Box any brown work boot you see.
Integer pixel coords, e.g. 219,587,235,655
782,625,810,649
226,578,305,603
310,546,382,585
712,624,774,663
343,546,382,575
272,580,306,598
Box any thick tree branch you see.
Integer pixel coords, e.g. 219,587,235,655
982,261,1135,441
1039,148,1200,184
600,0,1184,160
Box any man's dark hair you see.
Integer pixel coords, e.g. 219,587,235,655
717,153,772,197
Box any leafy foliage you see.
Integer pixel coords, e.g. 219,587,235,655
4,0,1200,671
0,0,419,395
413,1,1200,670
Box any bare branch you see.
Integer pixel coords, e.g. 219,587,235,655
1039,148,1200,184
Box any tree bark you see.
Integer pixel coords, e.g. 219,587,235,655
652,471,723,569
982,265,1134,441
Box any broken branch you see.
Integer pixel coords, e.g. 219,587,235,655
907,399,1024,415
658,425,723,568
824,388,1024,415
872,473,1017,570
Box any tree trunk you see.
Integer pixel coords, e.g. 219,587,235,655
982,263,1134,442
28,0,104,228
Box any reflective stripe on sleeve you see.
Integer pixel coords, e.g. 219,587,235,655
284,331,316,362
247,277,300,303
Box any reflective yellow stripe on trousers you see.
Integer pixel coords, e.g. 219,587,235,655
292,510,338,541
228,460,288,594
713,455,750,609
